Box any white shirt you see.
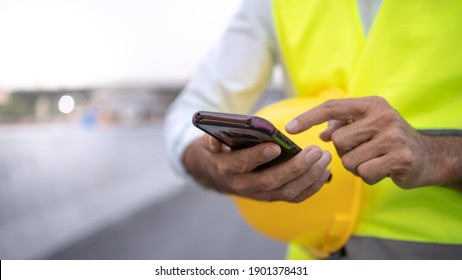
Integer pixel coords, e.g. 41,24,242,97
163,0,381,184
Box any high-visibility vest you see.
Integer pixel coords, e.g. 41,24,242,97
272,0,462,258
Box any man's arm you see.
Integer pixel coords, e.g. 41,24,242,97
286,96,462,189
163,0,276,178
416,133,462,189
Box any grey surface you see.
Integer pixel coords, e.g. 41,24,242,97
0,122,286,260
0,123,182,259
49,187,287,260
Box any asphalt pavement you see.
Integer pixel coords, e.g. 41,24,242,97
49,186,286,260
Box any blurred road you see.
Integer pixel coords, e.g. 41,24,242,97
0,122,285,259
50,187,286,260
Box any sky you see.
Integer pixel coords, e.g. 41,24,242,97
0,0,241,89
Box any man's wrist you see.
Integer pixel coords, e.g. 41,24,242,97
421,134,462,189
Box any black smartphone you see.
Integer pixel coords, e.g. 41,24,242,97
192,111,302,168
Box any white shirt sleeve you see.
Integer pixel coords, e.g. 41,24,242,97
163,0,277,185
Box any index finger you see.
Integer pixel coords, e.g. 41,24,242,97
285,98,370,134
202,134,224,153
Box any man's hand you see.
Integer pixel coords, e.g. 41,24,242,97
285,96,462,189
183,135,332,202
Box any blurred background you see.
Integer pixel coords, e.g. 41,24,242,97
0,0,286,259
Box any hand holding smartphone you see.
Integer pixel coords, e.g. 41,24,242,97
192,111,302,168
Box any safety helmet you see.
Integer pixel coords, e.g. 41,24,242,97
231,89,362,256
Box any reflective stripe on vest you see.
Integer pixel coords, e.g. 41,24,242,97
272,0,462,251
345,236,462,259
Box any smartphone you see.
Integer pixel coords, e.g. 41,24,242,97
192,111,302,168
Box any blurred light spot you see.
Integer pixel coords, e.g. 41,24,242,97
58,95,75,114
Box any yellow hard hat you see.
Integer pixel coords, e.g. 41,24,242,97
231,89,362,256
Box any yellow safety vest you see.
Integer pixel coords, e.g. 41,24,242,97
272,0,462,258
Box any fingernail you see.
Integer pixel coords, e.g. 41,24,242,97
285,119,298,132
318,151,332,168
263,146,279,159
304,148,322,165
